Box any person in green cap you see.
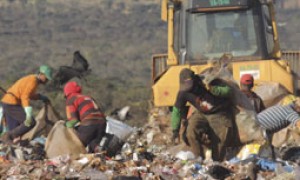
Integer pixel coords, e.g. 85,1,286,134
0,65,53,143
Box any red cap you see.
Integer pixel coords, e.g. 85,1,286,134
64,81,82,97
240,74,254,85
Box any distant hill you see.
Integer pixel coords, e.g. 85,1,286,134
0,0,299,126
0,0,166,80
0,0,166,126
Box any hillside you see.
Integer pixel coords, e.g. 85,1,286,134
0,0,165,80
0,0,167,125
0,0,299,126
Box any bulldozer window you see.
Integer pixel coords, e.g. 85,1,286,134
262,5,275,56
186,10,261,62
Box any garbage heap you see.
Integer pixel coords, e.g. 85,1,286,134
0,108,300,180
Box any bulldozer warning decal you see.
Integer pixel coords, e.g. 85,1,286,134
239,65,260,79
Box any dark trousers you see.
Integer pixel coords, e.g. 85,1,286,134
186,110,238,161
75,121,106,153
2,103,36,138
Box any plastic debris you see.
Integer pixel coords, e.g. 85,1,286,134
257,159,277,171
0,106,299,179
106,116,134,141
281,146,300,162
237,143,261,160
175,151,195,161
207,165,233,179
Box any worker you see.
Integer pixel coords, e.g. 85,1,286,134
257,98,300,138
0,65,52,143
257,98,300,159
172,68,238,161
64,81,107,153
240,74,265,113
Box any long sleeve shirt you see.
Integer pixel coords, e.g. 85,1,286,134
242,90,265,113
257,103,300,133
1,74,39,107
65,93,105,122
171,78,232,130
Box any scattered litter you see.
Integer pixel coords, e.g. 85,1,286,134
175,151,195,161
0,107,299,179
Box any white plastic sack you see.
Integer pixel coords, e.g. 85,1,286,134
175,151,195,160
106,116,133,141
255,81,289,108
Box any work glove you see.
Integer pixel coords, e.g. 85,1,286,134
24,106,33,127
65,120,79,128
172,129,180,145
39,94,50,103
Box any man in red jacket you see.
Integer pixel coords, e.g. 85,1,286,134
64,81,106,153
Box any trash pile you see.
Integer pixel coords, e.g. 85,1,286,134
0,107,300,180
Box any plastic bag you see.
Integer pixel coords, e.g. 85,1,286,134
255,82,289,107
278,94,297,105
256,159,277,171
98,133,124,157
175,151,195,160
106,116,133,141
237,143,261,160
235,110,263,143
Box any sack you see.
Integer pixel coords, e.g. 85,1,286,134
254,82,289,107
235,110,263,143
45,121,86,159
22,104,60,141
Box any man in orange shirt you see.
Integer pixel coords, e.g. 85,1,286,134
1,65,53,143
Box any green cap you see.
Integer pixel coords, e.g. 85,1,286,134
39,65,53,80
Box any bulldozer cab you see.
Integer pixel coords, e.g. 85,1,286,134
189,8,259,59
171,0,279,64
152,0,299,107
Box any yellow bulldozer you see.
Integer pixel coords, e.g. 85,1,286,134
152,0,300,107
